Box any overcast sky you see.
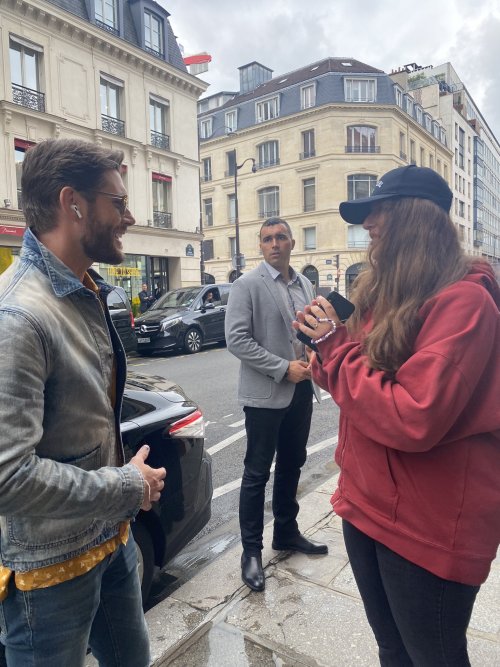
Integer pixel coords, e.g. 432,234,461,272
159,0,500,140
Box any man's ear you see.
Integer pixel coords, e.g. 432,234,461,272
291,238,295,250
60,186,83,222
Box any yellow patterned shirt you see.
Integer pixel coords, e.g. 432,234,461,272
0,523,129,601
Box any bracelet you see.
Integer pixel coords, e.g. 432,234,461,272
315,320,337,344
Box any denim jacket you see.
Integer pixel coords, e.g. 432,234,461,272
0,229,144,570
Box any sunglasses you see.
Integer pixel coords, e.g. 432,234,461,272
91,191,129,215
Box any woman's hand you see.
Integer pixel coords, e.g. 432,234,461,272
293,295,341,340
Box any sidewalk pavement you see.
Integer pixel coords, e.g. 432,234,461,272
87,473,500,666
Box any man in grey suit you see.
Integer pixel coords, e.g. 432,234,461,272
225,217,328,592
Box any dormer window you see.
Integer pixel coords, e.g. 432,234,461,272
256,96,279,123
301,84,316,109
95,0,119,35
199,117,213,139
345,78,376,103
394,87,403,107
144,9,164,57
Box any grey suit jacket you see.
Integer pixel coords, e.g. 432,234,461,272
225,261,321,408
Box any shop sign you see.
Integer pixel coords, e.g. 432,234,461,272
107,266,141,277
185,244,194,257
0,225,25,237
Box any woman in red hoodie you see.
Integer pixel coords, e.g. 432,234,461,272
294,165,500,667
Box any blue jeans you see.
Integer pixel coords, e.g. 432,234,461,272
0,534,149,667
240,380,313,554
343,520,479,666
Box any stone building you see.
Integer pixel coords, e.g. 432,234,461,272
0,0,207,301
198,58,452,295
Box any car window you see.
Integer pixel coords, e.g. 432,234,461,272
201,288,221,307
121,394,156,421
152,287,202,309
107,289,128,311
219,285,231,306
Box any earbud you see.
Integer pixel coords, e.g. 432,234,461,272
72,204,82,219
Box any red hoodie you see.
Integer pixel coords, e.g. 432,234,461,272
312,264,500,585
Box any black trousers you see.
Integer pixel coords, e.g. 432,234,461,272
343,520,480,667
239,380,313,555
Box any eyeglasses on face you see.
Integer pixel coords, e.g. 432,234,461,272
90,191,129,215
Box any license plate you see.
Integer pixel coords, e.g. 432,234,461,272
137,337,150,343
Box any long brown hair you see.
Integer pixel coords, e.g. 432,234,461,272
348,197,471,376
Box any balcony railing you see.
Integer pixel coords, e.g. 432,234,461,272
345,145,381,153
256,159,280,170
150,130,170,151
259,209,279,218
224,169,236,178
153,211,172,228
102,114,125,136
144,45,164,59
299,150,316,160
12,84,45,112
400,151,407,160
94,19,119,36
201,174,212,182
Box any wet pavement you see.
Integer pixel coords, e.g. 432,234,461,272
85,472,500,666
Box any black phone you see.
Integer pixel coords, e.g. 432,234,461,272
296,291,355,350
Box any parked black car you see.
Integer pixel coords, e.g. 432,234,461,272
107,286,137,354
135,284,232,355
122,371,212,601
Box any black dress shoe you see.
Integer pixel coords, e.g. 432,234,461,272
272,533,328,555
241,552,265,591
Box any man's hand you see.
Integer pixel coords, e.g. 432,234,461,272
285,359,311,383
129,445,166,511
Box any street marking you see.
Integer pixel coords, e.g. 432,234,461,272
228,419,245,428
211,435,338,499
305,435,338,455
222,414,234,419
206,429,246,455
212,478,242,499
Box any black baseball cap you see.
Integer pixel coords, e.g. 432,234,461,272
339,165,453,225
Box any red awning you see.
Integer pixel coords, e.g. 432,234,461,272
183,53,212,66
152,172,172,182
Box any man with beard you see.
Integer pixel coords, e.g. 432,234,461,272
0,139,165,667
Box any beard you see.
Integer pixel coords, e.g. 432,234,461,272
81,208,125,265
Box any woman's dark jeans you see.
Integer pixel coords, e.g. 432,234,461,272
343,520,480,667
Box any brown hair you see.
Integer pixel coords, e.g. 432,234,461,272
348,197,472,376
21,139,124,234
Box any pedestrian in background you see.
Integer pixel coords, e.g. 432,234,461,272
0,139,166,667
225,217,327,593
295,165,500,666
138,282,154,313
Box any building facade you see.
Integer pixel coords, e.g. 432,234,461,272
390,62,500,262
199,59,452,295
0,0,207,306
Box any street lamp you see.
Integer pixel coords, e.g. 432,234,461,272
198,125,235,284
233,152,257,278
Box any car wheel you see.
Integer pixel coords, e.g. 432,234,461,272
132,521,155,604
184,328,202,354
